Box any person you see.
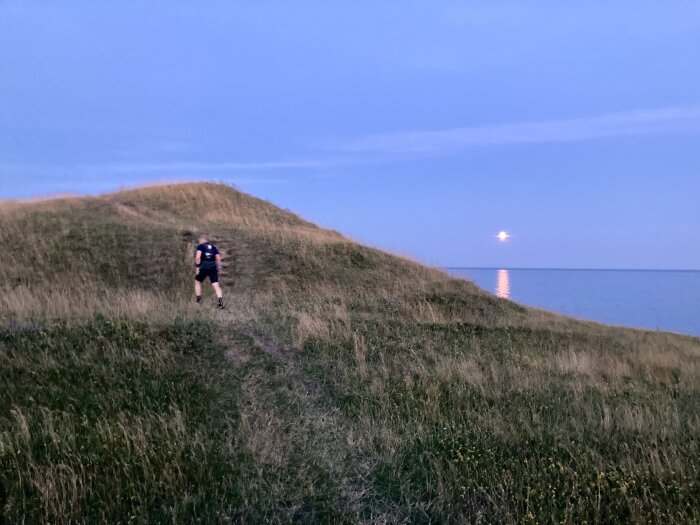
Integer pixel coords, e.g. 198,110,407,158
194,234,225,309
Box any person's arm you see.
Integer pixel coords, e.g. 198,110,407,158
195,249,202,273
215,253,222,272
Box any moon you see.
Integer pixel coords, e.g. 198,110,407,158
497,231,510,241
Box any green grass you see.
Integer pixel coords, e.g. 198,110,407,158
0,318,356,523
1,318,242,522
1,183,699,523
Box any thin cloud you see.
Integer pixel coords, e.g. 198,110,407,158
320,105,700,155
104,159,327,173
0,158,330,176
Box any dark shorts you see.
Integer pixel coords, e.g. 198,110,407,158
195,267,219,284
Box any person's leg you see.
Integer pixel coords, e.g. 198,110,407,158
211,270,224,308
195,272,204,303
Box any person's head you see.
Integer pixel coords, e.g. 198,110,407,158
198,234,209,244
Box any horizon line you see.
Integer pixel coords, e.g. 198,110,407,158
446,266,700,272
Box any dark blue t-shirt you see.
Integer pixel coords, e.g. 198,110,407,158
197,242,219,269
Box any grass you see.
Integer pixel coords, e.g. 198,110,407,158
1,182,699,523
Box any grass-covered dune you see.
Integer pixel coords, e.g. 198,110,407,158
1,182,699,524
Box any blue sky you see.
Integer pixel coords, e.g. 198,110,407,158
1,1,699,269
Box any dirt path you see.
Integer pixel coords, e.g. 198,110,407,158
223,325,392,522
212,234,394,521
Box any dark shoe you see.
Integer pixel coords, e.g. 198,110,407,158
196,296,203,304
218,299,225,309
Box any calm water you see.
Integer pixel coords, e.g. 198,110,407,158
447,268,700,336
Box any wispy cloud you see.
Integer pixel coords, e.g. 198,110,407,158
0,158,330,177
103,159,327,173
0,159,319,198
3,106,699,190
320,106,700,155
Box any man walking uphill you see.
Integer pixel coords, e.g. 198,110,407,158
194,234,225,309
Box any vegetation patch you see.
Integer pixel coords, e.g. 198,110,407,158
1,183,699,523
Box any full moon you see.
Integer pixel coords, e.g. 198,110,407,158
497,231,510,241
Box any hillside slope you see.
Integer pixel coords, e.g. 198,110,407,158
1,183,699,524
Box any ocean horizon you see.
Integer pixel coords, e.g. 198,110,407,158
447,267,700,337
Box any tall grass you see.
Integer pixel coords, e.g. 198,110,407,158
1,182,699,523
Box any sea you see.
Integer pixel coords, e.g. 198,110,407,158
447,268,700,337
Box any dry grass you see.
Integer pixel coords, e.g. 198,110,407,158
1,182,699,523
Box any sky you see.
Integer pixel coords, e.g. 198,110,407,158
1,1,699,269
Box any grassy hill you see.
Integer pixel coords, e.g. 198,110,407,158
1,182,699,524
